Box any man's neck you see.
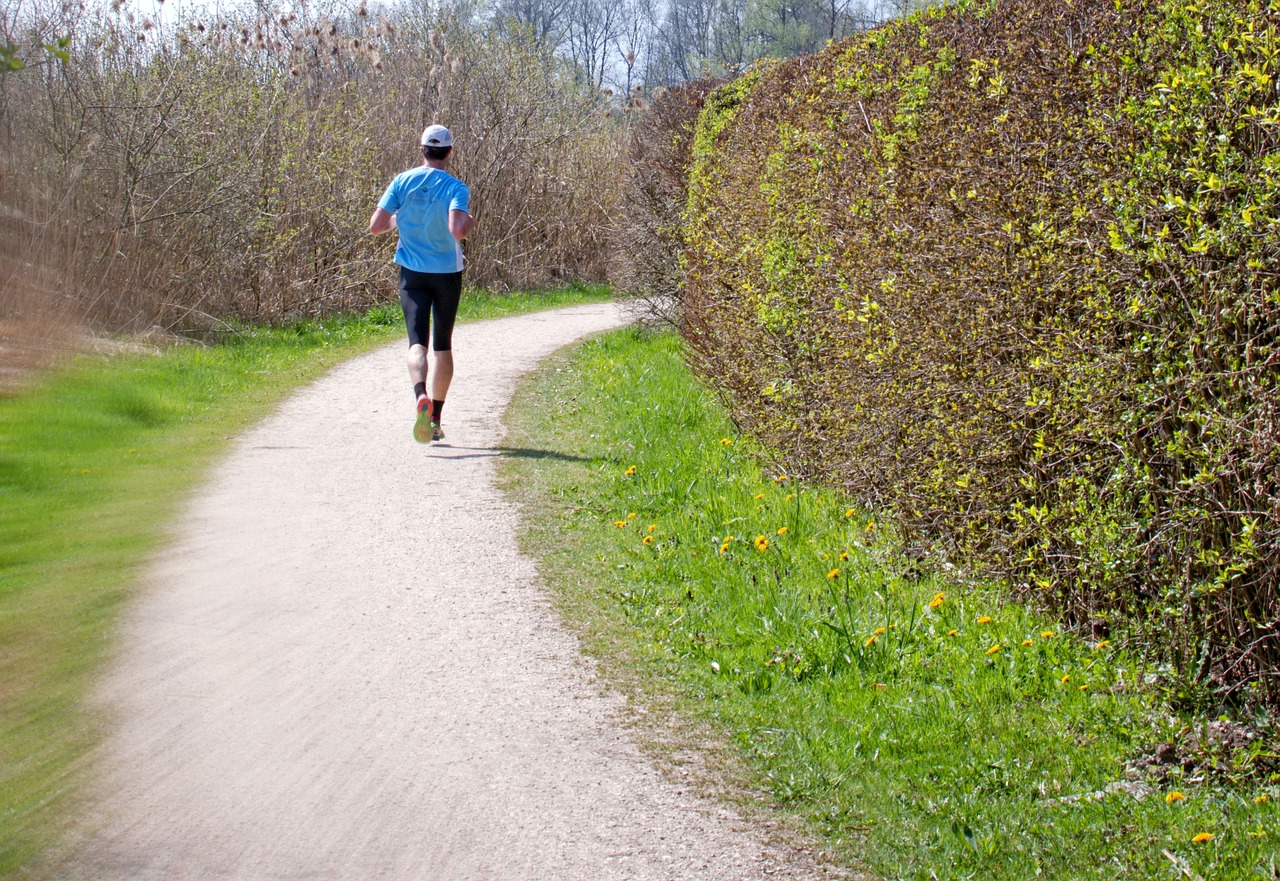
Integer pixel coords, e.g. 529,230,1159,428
423,158,449,171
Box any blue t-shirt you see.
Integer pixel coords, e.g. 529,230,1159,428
377,166,470,273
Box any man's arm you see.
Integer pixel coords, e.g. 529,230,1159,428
369,208,396,235
449,209,474,241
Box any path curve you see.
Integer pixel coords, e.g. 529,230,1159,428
64,303,835,881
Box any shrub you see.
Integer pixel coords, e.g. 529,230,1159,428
682,0,1280,705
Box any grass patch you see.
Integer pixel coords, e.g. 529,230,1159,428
501,327,1280,880
0,284,611,876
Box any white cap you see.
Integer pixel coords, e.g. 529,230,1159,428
421,124,452,147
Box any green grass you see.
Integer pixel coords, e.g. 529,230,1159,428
500,327,1280,880
0,284,612,875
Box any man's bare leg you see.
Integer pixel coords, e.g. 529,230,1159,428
431,350,453,402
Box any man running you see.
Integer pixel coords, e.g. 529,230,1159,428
369,124,474,443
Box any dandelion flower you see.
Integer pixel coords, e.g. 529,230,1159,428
719,438,732,445
1191,833,1213,844
1060,674,1070,684
1256,795,1269,804
642,535,654,545
1094,640,1111,650
977,616,993,625
777,526,788,535
929,592,945,609
647,524,656,533
626,512,637,520
1022,639,1034,647
827,569,840,579
873,627,887,635
839,551,850,561
948,629,959,637
864,635,878,647
1041,630,1054,639
785,492,796,501
844,508,855,518
755,493,766,500
986,644,1001,655
775,474,789,484
866,520,875,531
1079,684,1089,691
1166,792,1185,803
754,535,770,552
624,465,636,476
613,520,627,528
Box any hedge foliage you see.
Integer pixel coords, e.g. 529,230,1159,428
682,0,1280,704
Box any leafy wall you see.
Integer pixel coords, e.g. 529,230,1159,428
682,0,1280,704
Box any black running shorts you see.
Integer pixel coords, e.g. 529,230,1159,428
398,267,462,351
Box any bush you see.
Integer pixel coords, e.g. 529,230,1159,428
0,0,625,335
682,0,1280,705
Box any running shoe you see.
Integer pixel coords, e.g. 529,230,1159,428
413,396,433,444
430,420,445,442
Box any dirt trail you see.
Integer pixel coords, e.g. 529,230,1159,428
62,303,836,881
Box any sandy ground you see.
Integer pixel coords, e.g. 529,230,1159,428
59,303,840,881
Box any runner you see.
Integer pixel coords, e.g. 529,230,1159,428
369,124,475,443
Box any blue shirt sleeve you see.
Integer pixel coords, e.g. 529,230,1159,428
378,178,401,213
450,182,469,214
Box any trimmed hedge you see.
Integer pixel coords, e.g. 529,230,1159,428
682,0,1280,704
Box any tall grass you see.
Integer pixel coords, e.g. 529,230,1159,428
503,328,1280,880
0,0,626,357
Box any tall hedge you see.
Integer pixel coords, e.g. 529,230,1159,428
682,0,1280,704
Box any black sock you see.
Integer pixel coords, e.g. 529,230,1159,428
431,399,445,422
413,382,427,400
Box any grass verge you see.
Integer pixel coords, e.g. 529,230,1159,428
0,284,612,875
500,327,1279,880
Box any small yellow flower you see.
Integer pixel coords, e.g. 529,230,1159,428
1166,791,1185,803
719,543,730,554
1022,639,1034,647
1060,674,1070,684
626,512,637,520
977,616,993,625
827,569,840,579
754,535,770,552
844,508,855,518
624,465,637,476
642,535,654,545
777,526,788,535
1256,795,1269,804
1191,833,1214,844
865,520,875,531
839,551,850,561
1079,684,1089,691
986,644,1002,655
948,629,959,637
613,520,627,528
785,492,796,501
755,493,766,500
775,474,789,484
719,438,732,445
647,524,656,533
864,635,878,647
1041,630,1054,639
1094,640,1111,650
873,627,887,635
929,592,945,609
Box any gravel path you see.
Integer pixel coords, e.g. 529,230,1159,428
62,303,837,881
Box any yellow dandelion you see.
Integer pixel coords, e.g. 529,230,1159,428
719,543,730,554
1094,640,1111,650
844,508,855,518
642,535,655,545
948,629,959,637
977,616,993,625
865,520,875,531
626,512,637,520
777,526,788,535
1041,630,1054,639
839,551,850,561
1166,791,1185,803
929,592,945,609
613,520,627,528
1079,684,1089,691
775,474,789,484
1191,833,1213,844
864,635,878,647
986,644,1002,655
754,535,770,552
647,524,656,533
719,438,732,445
755,493,766,500
785,492,796,501
1022,639,1034,647
1060,674,1071,684
624,465,636,476
1256,795,1269,804
827,569,840,579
